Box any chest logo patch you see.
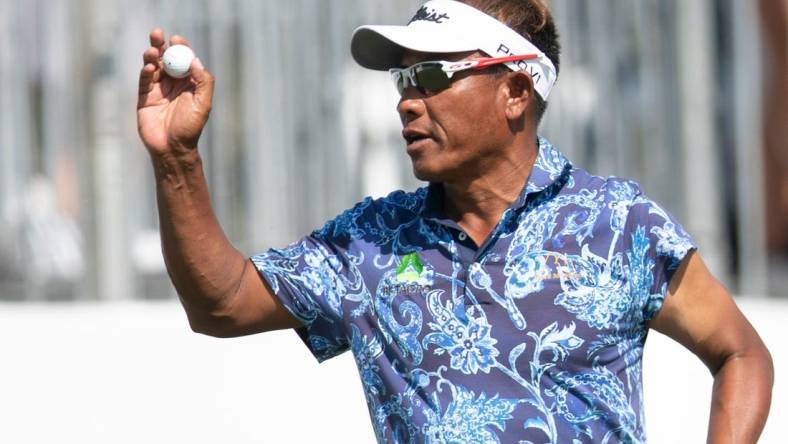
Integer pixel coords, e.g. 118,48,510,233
396,253,427,283
382,253,433,296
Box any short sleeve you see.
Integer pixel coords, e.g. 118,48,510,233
627,195,698,322
251,236,352,363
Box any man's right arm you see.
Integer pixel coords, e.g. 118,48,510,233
138,29,301,337
152,149,301,337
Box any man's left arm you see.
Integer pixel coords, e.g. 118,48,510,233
649,250,773,443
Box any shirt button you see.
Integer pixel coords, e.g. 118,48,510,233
458,232,468,241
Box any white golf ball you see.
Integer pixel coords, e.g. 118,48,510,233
162,44,195,79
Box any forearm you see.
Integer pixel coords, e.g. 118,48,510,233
707,350,774,443
151,147,246,316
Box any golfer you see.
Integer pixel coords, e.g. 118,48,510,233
137,0,773,442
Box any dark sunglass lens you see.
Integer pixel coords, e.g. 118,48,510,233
416,66,451,93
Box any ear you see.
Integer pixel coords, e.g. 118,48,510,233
501,71,535,121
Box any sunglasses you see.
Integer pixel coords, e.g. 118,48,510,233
389,53,540,96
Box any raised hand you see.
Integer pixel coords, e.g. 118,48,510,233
137,28,214,156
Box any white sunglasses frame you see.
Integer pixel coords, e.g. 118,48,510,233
388,53,540,95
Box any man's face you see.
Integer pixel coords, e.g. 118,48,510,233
397,50,513,183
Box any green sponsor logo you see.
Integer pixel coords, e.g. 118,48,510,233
396,252,425,283
384,252,433,296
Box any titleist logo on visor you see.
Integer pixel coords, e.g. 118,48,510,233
408,6,450,24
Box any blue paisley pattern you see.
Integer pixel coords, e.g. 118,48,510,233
422,378,518,444
423,290,500,375
251,137,697,443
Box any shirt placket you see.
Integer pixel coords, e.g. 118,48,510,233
437,207,520,311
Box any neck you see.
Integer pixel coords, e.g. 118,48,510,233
441,136,539,244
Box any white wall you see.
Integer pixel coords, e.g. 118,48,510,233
0,298,783,443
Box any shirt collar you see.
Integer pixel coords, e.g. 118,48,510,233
421,136,571,219
516,136,572,208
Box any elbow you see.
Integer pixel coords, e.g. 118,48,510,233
186,313,228,337
179,293,243,338
761,344,775,390
747,339,775,390
185,302,249,337
748,343,775,424
715,340,775,391
186,311,242,338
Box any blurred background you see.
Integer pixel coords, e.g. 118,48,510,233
0,0,785,442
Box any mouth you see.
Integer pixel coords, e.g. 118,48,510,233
402,128,433,151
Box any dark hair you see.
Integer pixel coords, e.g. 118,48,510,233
459,0,561,123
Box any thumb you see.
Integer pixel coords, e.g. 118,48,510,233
190,58,214,114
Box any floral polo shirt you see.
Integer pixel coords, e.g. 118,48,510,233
251,137,697,443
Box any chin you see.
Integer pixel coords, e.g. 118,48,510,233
411,167,432,182
410,159,443,183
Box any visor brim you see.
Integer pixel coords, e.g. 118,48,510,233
350,25,477,71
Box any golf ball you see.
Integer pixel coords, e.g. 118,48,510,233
162,44,195,79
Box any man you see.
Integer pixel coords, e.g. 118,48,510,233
137,0,773,442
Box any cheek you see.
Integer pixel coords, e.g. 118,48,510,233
434,99,503,147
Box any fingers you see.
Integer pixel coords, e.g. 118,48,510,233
170,34,192,48
143,28,191,90
140,28,207,108
190,57,207,79
142,46,159,66
190,57,213,90
145,28,165,79
149,28,165,51
149,28,192,50
138,63,157,96
190,58,215,115
139,45,162,90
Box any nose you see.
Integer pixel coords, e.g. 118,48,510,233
396,87,426,124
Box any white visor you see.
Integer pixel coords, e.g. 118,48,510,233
351,0,557,100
